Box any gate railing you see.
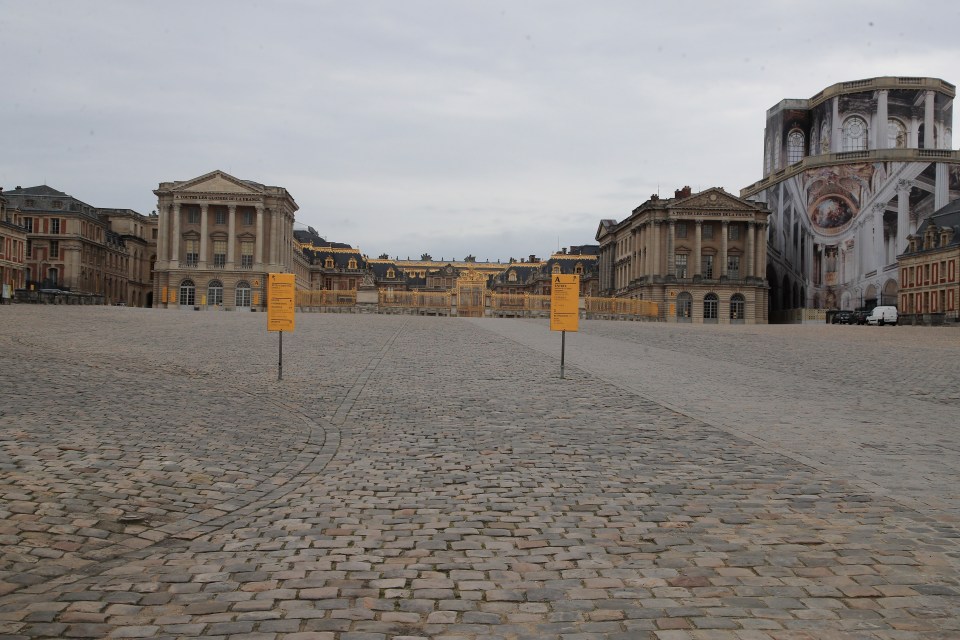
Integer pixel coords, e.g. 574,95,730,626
379,289,451,309
297,289,357,307
584,296,659,318
489,293,551,311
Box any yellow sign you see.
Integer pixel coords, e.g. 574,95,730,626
550,274,579,332
267,273,296,332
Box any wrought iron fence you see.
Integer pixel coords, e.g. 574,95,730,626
584,296,659,318
489,293,551,312
379,289,451,309
296,289,357,307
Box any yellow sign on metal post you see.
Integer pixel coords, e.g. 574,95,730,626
550,274,579,379
550,274,579,332
267,273,296,333
268,273,295,381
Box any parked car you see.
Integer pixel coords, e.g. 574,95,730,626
853,309,871,325
866,305,898,326
832,310,855,324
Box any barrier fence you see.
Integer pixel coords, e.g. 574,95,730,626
584,296,659,318
296,289,357,307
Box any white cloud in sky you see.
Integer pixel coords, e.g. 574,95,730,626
2,0,960,260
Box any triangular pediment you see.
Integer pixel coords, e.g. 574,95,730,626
673,187,758,211
173,170,264,195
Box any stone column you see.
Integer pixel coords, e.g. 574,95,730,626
756,223,767,278
255,204,264,267
896,181,911,254
924,90,935,148
875,89,888,150
645,223,653,276
199,203,208,265
269,208,278,267
171,203,180,263
156,202,167,264
652,221,661,278
720,221,729,278
694,220,702,276
746,222,755,278
666,220,676,277
935,163,949,210
873,203,885,272
831,97,841,152
227,204,237,267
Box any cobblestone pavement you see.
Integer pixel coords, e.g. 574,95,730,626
0,307,958,639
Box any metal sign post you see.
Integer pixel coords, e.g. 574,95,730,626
550,274,579,379
267,273,296,381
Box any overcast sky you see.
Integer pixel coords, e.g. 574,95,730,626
3,1,959,262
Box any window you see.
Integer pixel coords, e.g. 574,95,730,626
888,119,907,148
730,294,745,321
215,210,226,225
675,222,687,238
702,223,713,239
50,240,59,259
508,270,517,282
47,268,58,286
727,255,740,279
552,264,561,274
207,280,223,306
325,257,334,268
24,217,33,233
236,281,251,307
676,292,692,320
675,254,688,278
728,224,739,240
702,254,714,278
348,258,358,270
187,209,200,224
184,239,199,266
52,200,63,209
787,129,805,164
842,116,868,151
575,263,584,275
51,218,61,234
387,268,395,279
243,210,254,225
179,280,196,306
213,239,226,267
241,241,254,268
152,228,158,239
703,293,719,320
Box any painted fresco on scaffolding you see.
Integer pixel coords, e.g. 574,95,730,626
802,164,875,236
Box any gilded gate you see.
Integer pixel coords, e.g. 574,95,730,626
456,269,487,317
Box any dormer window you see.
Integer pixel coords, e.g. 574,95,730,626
348,258,358,270
552,264,561,274
387,268,395,279
575,263,584,275
508,270,517,282
324,257,334,268
52,200,63,209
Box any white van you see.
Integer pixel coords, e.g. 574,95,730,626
866,306,898,326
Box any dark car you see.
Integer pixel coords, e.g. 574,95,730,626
832,310,855,324
852,309,870,325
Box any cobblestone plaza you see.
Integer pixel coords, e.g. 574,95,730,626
1,307,958,639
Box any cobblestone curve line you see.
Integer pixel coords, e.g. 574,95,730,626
0,319,408,601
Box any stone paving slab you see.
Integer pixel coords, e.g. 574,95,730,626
0,307,957,639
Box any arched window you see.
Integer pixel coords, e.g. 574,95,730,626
235,281,251,307
820,121,831,154
508,270,517,282
387,268,395,279
324,257,334,268
575,263,584,275
207,280,223,306
676,292,692,321
773,132,782,169
842,116,868,151
703,292,719,321
888,119,907,149
730,293,745,322
787,130,805,164
179,279,196,306
552,264,561,274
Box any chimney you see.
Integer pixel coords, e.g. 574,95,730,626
650,194,659,201
674,185,692,198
